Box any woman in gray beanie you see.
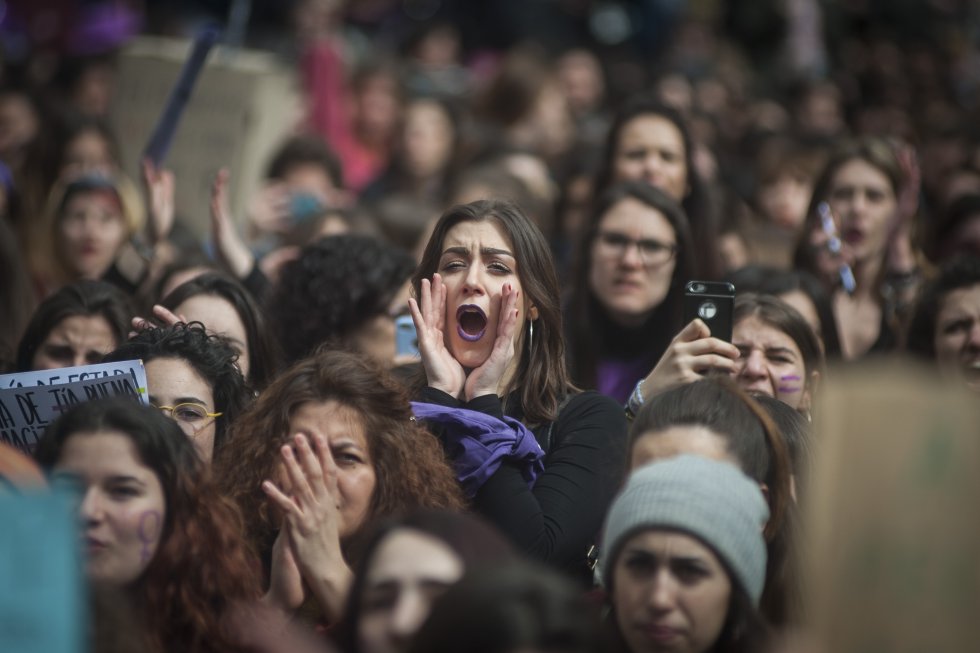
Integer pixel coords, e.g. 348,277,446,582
600,454,771,653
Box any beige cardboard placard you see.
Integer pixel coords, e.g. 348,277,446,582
805,360,980,652
109,36,300,240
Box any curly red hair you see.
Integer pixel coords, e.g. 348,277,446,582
214,349,465,559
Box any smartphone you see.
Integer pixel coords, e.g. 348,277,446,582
395,314,419,358
683,281,735,342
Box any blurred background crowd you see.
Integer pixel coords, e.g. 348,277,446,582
2,1,980,652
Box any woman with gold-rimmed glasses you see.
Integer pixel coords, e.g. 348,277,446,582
103,322,251,462
565,181,698,403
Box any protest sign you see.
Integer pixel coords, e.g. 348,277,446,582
0,361,148,454
109,36,298,240
0,359,148,396
0,375,144,453
0,491,84,653
805,360,980,652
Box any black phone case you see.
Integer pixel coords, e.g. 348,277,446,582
683,281,735,342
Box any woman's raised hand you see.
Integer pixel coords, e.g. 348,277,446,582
639,318,740,400
408,274,466,399
210,168,255,280
129,304,185,337
262,433,351,622
464,283,519,401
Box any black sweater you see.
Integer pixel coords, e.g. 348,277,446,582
418,386,628,584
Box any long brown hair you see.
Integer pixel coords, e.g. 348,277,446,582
412,199,571,426
565,181,696,390
36,399,261,653
794,137,903,285
214,349,465,558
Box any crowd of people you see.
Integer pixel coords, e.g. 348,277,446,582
2,1,980,652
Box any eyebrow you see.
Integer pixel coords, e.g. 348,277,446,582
623,547,707,565
149,394,208,406
441,246,515,258
764,347,798,357
106,474,147,487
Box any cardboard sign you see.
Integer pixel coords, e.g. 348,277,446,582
0,491,84,653
0,360,148,397
804,360,980,652
109,36,299,240
0,375,144,453
0,361,148,454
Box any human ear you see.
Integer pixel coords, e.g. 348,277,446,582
800,369,821,412
528,304,539,321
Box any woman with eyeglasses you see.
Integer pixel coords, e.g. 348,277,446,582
565,181,701,403
102,322,252,462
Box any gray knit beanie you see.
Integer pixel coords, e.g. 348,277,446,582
600,454,770,605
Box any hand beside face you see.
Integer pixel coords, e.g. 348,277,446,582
284,400,376,540
436,220,531,370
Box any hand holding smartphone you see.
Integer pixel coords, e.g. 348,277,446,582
682,281,735,342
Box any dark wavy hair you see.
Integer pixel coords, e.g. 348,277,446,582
906,255,980,360
35,398,261,653
565,181,695,390
214,349,465,561
16,279,133,371
102,323,252,452
268,235,416,366
334,509,518,653
160,273,281,390
412,199,571,426
594,95,720,279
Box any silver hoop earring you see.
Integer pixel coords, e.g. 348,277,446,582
528,320,534,351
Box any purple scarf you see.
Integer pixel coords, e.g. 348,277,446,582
411,402,545,499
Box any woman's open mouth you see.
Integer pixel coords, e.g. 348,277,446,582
456,304,488,342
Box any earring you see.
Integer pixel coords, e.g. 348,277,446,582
527,320,534,351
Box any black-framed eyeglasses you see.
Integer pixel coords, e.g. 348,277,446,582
596,230,678,266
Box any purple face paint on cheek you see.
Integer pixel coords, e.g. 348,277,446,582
137,510,163,564
778,374,802,395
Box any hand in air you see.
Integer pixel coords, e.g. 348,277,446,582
129,305,185,337
463,283,520,401
141,158,176,246
210,168,255,280
640,318,740,399
262,432,350,622
408,274,466,399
